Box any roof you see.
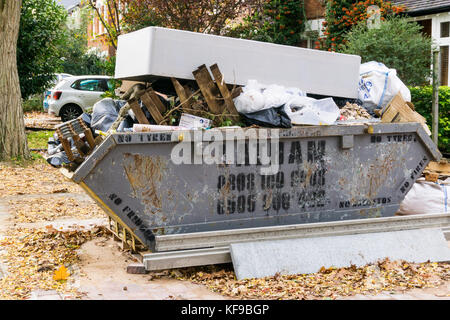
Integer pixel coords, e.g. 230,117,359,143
391,0,450,16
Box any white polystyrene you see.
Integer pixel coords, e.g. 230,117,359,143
115,27,361,98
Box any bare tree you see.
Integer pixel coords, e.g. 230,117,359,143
0,0,29,160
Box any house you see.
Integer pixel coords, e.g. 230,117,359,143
59,0,115,57
302,0,450,86
391,0,450,85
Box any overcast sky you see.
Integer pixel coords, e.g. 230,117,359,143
57,0,80,10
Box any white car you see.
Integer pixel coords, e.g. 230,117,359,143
47,75,113,122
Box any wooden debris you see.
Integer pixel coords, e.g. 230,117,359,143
129,98,150,125
192,64,224,114
424,172,440,182
381,93,431,135
78,118,95,149
424,160,450,180
140,90,167,125
171,77,192,111
209,64,239,117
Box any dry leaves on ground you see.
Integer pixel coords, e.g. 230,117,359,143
0,163,82,197
24,112,61,130
159,259,450,300
0,226,109,300
8,197,105,223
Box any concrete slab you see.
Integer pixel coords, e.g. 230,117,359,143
230,228,450,280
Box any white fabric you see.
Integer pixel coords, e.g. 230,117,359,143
398,177,449,215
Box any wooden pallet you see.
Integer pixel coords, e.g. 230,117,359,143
55,117,96,164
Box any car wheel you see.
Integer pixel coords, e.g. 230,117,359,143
60,104,83,122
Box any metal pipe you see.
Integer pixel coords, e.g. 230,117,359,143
432,49,440,146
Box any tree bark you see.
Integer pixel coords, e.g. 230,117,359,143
0,0,29,160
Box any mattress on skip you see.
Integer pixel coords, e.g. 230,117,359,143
115,26,361,99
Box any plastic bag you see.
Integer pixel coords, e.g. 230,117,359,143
397,177,449,215
284,97,340,125
234,80,306,114
240,105,292,128
91,98,125,132
358,61,411,113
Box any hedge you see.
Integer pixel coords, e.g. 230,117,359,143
409,86,450,155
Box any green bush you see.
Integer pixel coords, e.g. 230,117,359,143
409,86,450,155
343,17,432,86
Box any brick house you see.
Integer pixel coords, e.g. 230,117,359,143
391,0,450,85
302,0,450,86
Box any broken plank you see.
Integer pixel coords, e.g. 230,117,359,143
129,98,150,125
147,88,167,114
192,64,224,114
209,63,239,117
140,92,167,125
171,77,192,110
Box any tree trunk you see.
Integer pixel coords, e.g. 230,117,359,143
0,0,29,160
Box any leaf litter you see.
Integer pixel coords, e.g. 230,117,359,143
0,163,82,197
0,226,110,300
8,197,104,223
145,259,450,300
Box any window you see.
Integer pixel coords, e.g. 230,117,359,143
417,19,432,37
71,79,106,92
440,46,449,86
441,22,450,38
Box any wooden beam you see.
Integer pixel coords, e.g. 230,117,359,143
140,92,166,125
147,88,167,114
192,64,224,114
129,98,150,125
209,64,239,117
171,77,192,110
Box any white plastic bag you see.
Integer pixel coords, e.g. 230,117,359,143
284,97,340,125
397,177,449,215
234,80,306,114
358,61,411,112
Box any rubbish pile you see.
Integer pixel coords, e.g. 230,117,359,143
45,60,431,170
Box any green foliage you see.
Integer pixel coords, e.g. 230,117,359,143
409,86,450,154
343,17,433,86
227,0,306,46
17,0,68,99
58,7,109,76
318,0,404,51
22,95,44,112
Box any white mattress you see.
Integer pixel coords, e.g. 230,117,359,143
115,27,361,98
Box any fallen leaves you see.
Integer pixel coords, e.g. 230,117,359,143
53,265,70,281
24,112,61,130
160,259,450,300
0,163,82,197
0,226,109,300
8,197,104,223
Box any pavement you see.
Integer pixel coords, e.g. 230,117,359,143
0,192,449,300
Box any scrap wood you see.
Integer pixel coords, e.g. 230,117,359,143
381,94,431,135
209,64,239,118
171,77,192,111
129,98,150,125
192,64,224,115
423,160,450,181
140,90,167,125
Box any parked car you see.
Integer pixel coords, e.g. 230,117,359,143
43,73,73,112
47,75,113,122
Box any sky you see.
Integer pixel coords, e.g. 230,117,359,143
57,0,81,10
